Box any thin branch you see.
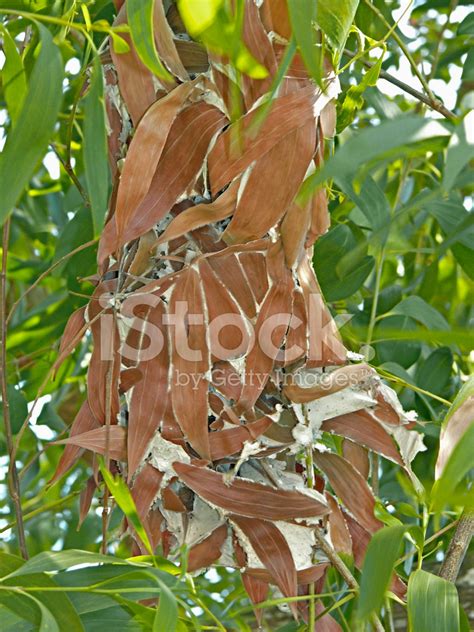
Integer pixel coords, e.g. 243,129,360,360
343,49,456,121
439,510,474,582
1,218,28,559
50,143,90,208
313,528,358,590
361,0,437,101
0,491,80,534
313,529,385,631
6,238,97,327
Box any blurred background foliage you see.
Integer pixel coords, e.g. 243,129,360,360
0,0,473,630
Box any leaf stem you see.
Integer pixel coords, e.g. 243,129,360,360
1,218,28,559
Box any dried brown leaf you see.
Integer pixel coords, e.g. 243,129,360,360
173,462,329,521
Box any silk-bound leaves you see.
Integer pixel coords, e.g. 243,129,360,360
83,57,110,236
0,23,63,224
127,0,173,82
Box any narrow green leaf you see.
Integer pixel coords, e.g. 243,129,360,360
83,57,109,236
178,0,223,34
299,116,450,201
443,111,474,191
358,525,406,620
10,550,134,577
178,0,268,79
99,459,153,555
316,0,360,56
1,572,84,631
0,385,28,434
407,570,460,632
457,12,474,36
127,0,173,81
153,578,178,632
337,54,384,132
0,23,63,223
416,347,452,396
0,552,24,578
0,24,27,126
287,0,322,86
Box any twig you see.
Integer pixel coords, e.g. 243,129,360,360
11,306,108,460
1,218,28,559
0,491,80,534
343,49,456,121
6,238,97,327
396,517,459,567
50,143,91,208
306,446,316,631
361,0,437,100
439,510,474,582
313,529,385,631
101,307,117,554
313,529,358,590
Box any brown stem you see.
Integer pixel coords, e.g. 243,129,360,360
343,49,457,121
313,528,358,590
313,529,384,631
439,510,474,583
1,218,28,559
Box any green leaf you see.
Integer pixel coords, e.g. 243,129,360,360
462,48,474,81
407,570,460,632
0,553,24,578
126,0,173,81
109,31,131,54
457,12,474,36
177,0,268,79
10,550,134,577
416,347,453,396
313,224,374,300
21,594,60,632
177,0,224,34
99,459,154,554
0,25,27,126
316,0,360,55
0,573,84,632
153,578,178,632
443,112,474,191
337,54,384,132
0,23,63,224
358,525,406,620
0,385,28,434
83,58,109,236
391,296,449,331
299,116,450,200
287,0,322,86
